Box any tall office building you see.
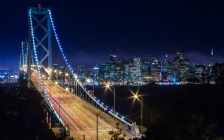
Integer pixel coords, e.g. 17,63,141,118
142,58,150,76
114,65,123,82
150,56,161,81
180,58,190,81
118,57,125,82
108,55,116,82
162,53,172,80
85,67,92,80
75,65,87,82
93,65,99,82
194,64,206,84
210,47,215,66
109,55,116,64
172,50,190,81
124,61,130,83
118,57,125,65
129,57,142,83
209,47,216,84
101,63,110,82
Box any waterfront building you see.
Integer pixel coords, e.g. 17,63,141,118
171,50,190,81
109,55,116,64
210,47,215,66
114,65,123,83
93,66,99,83
100,63,108,82
124,61,130,83
150,56,161,81
209,47,216,84
212,63,224,83
118,57,125,82
128,57,142,83
194,64,206,84
108,55,116,82
142,58,150,76
75,65,88,82
162,53,172,81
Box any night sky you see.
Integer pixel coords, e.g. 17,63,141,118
1,0,224,68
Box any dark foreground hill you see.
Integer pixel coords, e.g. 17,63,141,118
0,83,55,140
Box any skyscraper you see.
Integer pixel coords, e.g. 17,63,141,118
162,53,172,80
129,57,142,83
108,55,117,82
142,58,150,76
172,50,190,81
93,65,99,82
124,61,130,83
150,56,161,81
109,55,116,64
210,47,215,66
209,47,215,84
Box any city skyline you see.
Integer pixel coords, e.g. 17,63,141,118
65,49,221,85
70,48,221,67
1,2,224,139
1,0,224,68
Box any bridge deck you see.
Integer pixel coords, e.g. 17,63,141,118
32,72,134,139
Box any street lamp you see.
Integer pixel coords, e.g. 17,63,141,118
54,69,58,82
133,94,143,135
96,110,103,140
92,80,94,96
86,78,94,96
65,73,70,91
106,84,115,114
55,82,61,125
86,78,90,85
59,71,62,84
58,91,61,125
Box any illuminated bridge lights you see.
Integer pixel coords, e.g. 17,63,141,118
29,8,63,125
30,9,133,126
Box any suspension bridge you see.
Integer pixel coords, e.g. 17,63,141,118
20,6,142,140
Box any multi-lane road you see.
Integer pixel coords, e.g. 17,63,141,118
32,72,134,139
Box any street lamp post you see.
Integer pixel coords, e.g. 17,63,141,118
92,80,94,96
59,71,62,84
54,69,57,82
55,82,61,125
134,95,143,135
96,110,103,140
86,78,94,96
65,73,70,91
106,84,115,114
59,91,61,125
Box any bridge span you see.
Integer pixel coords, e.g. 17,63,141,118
20,6,142,139
32,71,136,139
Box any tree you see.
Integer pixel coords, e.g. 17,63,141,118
108,122,126,140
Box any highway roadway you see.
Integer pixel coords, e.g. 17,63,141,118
32,72,134,140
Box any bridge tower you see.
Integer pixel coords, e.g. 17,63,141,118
20,41,28,70
27,6,52,88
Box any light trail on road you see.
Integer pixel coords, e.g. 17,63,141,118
32,72,134,139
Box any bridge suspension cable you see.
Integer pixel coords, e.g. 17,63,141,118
29,7,135,131
28,8,63,124
48,9,133,127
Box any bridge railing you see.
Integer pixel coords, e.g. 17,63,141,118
71,76,133,127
